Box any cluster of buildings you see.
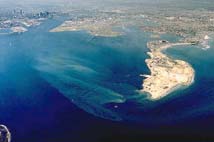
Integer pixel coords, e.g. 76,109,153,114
0,9,52,34
141,9,214,47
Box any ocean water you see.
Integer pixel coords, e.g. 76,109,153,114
0,19,214,141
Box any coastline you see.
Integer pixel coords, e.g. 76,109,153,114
141,40,195,100
50,21,122,37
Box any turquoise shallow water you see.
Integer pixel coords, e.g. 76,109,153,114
33,25,152,120
30,19,214,122
0,18,214,141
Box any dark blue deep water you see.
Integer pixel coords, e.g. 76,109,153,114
0,19,214,142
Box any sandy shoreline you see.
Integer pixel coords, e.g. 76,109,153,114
141,40,195,100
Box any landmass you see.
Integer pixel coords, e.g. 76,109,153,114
50,15,123,37
50,7,213,48
141,40,195,100
0,9,52,34
11,26,28,33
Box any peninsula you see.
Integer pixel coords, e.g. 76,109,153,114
141,40,195,100
50,17,122,37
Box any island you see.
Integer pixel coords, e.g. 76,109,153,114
140,40,195,100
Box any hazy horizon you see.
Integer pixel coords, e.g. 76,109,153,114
0,0,214,12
